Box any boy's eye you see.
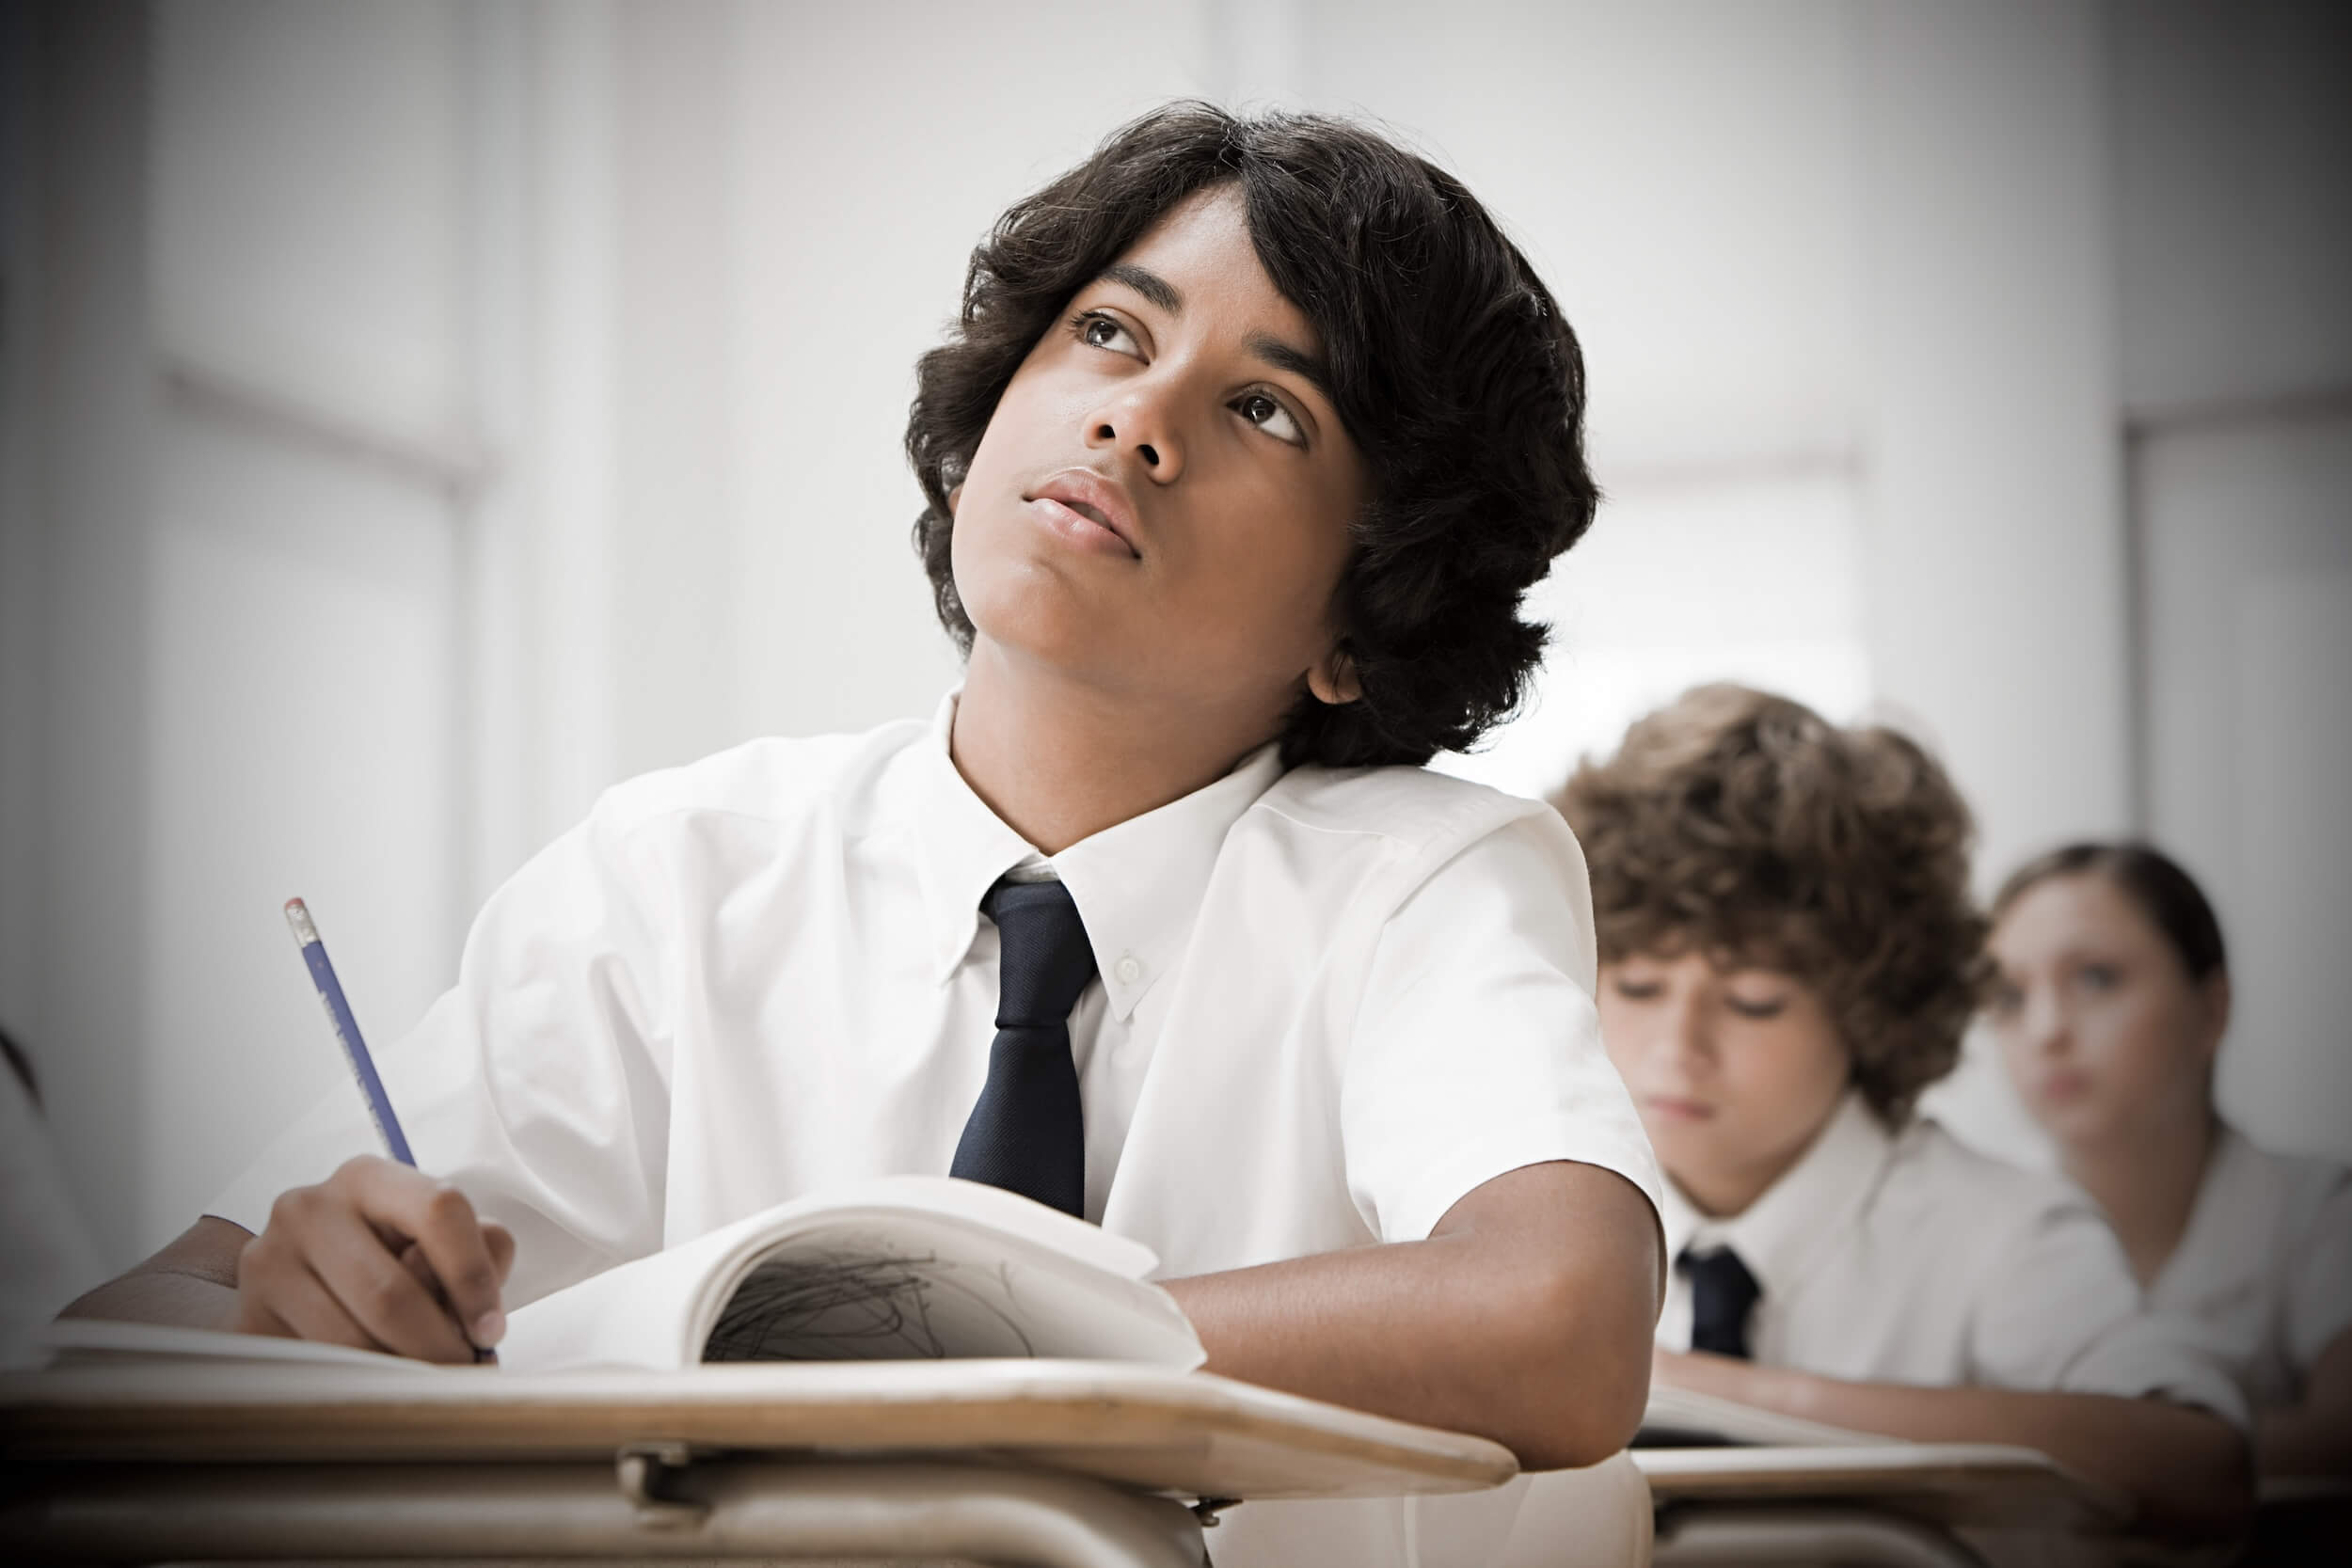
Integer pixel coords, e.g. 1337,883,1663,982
1232,390,1305,447
1609,975,1664,1001
1724,993,1788,1020
1074,310,1141,357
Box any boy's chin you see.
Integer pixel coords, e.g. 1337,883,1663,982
963,591,1139,678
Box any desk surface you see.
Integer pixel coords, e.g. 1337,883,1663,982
1636,1443,2134,1531
1,1358,1518,1503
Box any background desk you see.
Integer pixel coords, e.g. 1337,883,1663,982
1633,1445,2132,1568
1,1357,1527,1565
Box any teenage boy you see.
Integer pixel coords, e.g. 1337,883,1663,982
1552,683,2252,1538
70,105,1664,1565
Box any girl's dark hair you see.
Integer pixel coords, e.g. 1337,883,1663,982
905,102,1597,768
1552,685,1988,1125
1992,842,2228,984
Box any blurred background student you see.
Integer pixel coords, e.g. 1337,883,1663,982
1551,684,2251,1537
1989,845,2352,1481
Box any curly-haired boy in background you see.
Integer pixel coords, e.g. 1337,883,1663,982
1554,683,2251,1538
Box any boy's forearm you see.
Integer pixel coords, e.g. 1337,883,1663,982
57,1215,247,1331
60,1268,238,1330
1658,1349,2253,1537
1162,1162,1661,1471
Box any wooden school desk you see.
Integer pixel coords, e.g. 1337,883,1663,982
0,1356,1559,1566
1632,1443,2132,1568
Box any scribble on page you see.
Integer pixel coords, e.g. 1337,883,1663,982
700,1246,1040,1362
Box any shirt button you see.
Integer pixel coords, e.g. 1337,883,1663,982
1114,954,1144,986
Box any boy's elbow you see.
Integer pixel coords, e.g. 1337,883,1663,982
1431,1158,1661,1470
1493,1263,1655,1471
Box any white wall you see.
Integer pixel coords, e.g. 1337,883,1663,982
2,0,158,1272
2138,414,2352,1162
1295,1,1877,796
723,0,1218,752
2113,0,2350,1172
142,0,479,1250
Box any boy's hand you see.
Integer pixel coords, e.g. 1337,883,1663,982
1653,1343,1803,1412
230,1154,516,1364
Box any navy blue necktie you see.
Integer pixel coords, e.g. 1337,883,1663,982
1679,1245,1763,1360
949,878,1096,1216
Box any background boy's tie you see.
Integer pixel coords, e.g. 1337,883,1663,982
949,878,1096,1217
1678,1245,1763,1360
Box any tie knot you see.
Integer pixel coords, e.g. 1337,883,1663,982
1677,1245,1763,1359
983,879,1098,1027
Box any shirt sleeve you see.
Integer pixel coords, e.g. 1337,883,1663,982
2286,1164,2352,1376
1970,1184,2250,1428
1339,809,1663,1246
203,789,682,1307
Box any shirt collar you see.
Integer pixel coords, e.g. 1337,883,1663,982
905,689,1287,1021
2152,1122,2250,1302
908,691,1044,984
1663,1090,1894,1304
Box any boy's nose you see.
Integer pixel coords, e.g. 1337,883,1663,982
1086,385,1186,484
1661,994,1713,1068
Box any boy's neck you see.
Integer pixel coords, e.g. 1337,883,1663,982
950,639,1286,856
2060,1110,2218,1289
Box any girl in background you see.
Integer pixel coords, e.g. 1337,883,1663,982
1990,845,2352,1479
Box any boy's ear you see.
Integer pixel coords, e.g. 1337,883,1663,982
1308,647,1362,706
946,483,964,515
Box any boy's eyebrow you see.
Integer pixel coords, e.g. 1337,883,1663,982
1097,262,1183,313
1094,261,1337,409
1245,332,1336,407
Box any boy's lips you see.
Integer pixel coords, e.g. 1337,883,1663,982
1643,1094,1716,1123
1027,469,1141,558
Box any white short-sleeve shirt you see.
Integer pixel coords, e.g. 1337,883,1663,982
1658,1094,2247,1426
209,693,1661,1568
2149,1125,2352,1414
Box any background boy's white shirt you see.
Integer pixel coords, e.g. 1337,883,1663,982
208,692,1662,1568
2149,1124,2352,1414
1659,1093,2248,1426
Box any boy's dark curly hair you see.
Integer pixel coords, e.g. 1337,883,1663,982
905,102,1597,768
1551,685,1989,1125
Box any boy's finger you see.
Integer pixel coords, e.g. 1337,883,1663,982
310,1208,477,1363
337,1156,508,1350
484,1220,517,1284
263,1258,397,1354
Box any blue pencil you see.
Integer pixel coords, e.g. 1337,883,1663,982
285,897,494,1361
284,897,415,1165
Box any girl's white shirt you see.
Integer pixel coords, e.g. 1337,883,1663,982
2149,1123,2352,1413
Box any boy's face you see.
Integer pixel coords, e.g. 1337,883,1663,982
949,184,1369,738
1597,946,1851,1218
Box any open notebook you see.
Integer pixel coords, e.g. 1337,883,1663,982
41,1175,1204,1374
